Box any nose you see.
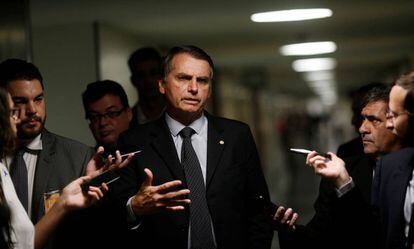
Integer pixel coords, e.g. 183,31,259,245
386,117,394,129
359,120,369,135
25,101,37,116
98,115,110,126
187,79,198,94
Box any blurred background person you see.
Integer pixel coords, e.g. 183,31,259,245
128,47,165,126
82,80,132,157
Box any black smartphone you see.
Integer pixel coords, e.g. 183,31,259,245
289,148,330,158
81,170,120,192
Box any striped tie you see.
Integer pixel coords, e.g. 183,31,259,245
180,127,216,249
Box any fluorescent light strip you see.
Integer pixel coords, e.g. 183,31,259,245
251,8,332,22
280,41,336,56
292,58,337,72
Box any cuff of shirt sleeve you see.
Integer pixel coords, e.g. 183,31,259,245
335,177,355,198
127,196,142,230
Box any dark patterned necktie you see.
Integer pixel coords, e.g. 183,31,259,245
180,127,216,249
10,148,29,212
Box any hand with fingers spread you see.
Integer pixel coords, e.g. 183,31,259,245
306,151,351,188
273,206,299,231
85,146,134,177
131,168,191,216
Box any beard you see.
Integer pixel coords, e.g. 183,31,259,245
17,115,46,140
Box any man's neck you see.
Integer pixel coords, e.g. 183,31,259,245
166,111,203,126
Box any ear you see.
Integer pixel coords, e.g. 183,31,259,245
126,107,133,122
159,79,166,94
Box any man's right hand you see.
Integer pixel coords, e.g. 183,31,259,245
306,151,351,188
131,168,191,215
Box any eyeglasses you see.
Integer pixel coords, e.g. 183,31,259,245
87,108,126,123
10,107,20,120
386,108,413,120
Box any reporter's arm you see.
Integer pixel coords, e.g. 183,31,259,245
34,176,106,249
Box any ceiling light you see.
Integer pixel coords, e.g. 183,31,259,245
303,71,335,81
280,41,336,56
251,8,332,23
307,80,336,90
292,58,337,72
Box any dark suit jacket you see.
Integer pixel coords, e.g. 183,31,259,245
116,112,273,249
372,147,414,249
32,130,93,223
279,154,377,249
32,130,93,249
336,136,364,159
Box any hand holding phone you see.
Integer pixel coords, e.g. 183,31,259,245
81,170,120,192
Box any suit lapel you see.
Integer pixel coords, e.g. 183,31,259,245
206,114,225,188
31,130,56,223
386,149,414,234
150,119,186,183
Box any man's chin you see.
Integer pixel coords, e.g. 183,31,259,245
17,128,43,140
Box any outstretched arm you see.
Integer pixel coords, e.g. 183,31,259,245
34,176,107,249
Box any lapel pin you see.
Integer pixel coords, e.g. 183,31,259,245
219,140,224,145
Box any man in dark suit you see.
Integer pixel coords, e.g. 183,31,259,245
287,84,401,249
371,71,414,248
117,45,273,249
0,59,96,248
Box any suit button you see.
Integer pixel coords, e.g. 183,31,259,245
179,225,187,232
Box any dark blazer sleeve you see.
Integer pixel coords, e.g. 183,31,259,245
242,125,274,249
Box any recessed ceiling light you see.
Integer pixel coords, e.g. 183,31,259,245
280,41,337,56
292,58,337,72
251,8,332,23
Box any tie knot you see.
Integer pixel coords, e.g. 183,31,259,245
180,127,195,138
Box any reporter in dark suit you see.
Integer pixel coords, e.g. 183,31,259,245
291,84,401,249
117,45,273,249
371,71,414,248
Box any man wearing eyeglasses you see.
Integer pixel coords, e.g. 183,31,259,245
369,71,414,249
305,72,414,249
82,80,132,157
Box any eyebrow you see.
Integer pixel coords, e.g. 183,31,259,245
88,105,122,113
12,92,44,100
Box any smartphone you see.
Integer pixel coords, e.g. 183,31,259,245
81,170,120,192
289,148,330,158
100,150,141,163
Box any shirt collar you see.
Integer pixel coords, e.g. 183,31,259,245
25,133,43,151
165,113,206,137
